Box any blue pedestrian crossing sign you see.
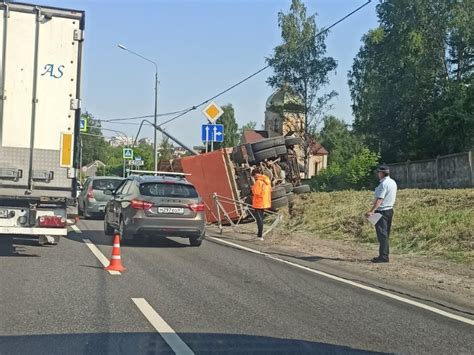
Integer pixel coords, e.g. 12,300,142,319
201,124,224,143
79,117,87,132
123,148,134,159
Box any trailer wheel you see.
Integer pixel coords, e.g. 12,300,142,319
293,184,311,194
286,192,295,203
251,136,285,152
285,136,302,147
253,147,277,163
271,186,286,200
271,196,289,210
39,235,59,245
274,145,288,156
280,183,293,193
233,144,255,165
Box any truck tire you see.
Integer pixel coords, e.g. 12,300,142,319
233,144,255,165
120,219,132,244
280,183,293,193
285,136,302,147
251,136,285,152
274,145,288,156
189,236,203,247
286,192,295,203
253,148,277,163
271,186,286,200
293,184,310,194
232,149,245,165
271,196,288,210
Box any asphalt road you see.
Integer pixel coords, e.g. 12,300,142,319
0,219,473,354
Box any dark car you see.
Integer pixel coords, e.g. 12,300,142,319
104,174,206,246
78,176,124,218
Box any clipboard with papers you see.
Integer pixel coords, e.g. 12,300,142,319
366,213,382,225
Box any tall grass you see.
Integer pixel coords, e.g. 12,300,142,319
280,189,474,262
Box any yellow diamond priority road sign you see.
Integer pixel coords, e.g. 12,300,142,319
202,101,224,123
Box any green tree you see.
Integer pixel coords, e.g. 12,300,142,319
267,0,337,177
348,0,473,162
79,112,110,180
134,141,154,171
158,135,174,161
310,148,379,192
318,116,366,166
212,104,239,149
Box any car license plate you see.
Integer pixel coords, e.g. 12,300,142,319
158,207,184,214
0,209,8,218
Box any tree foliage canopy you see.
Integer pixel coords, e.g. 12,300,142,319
266,0,337,130
348,0,473,162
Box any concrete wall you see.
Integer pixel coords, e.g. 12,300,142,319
388,151,473,189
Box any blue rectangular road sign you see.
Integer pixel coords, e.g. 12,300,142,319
201,124,224,142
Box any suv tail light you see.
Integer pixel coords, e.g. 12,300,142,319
188,202,205,212
131,199,153,210
38,216,66,228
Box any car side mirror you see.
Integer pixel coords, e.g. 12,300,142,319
104,189,114,196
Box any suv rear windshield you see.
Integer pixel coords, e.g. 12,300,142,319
92,179,123,191
139,182,198,198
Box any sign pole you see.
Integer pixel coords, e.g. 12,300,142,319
211,128,214,152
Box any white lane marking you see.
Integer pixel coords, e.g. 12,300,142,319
70,224,81,233
207,236,474,326
132,298,194,355
83,238,121,275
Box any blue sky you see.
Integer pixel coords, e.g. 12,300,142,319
40,0,378,146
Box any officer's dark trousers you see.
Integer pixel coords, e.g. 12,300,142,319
375,209,394,261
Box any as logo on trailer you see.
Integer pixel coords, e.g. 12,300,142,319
41,64,64,79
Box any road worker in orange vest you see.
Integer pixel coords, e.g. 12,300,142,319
251,167,272,241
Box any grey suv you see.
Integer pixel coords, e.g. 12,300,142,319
104,175,206,246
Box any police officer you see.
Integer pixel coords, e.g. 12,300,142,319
366,165,397,263
251,167,272,241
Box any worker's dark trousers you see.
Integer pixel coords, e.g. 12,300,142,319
254,209,264,238
375,209,394,261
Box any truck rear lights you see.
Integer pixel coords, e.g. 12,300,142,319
38,216,66,228
188,203,205,212
131,199,153,210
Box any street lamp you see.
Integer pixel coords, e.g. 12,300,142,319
117,44,159,172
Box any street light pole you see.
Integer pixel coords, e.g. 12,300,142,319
118,44,158,172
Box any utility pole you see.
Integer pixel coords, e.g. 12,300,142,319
118,44,159,172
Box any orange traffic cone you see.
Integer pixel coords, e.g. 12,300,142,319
105,233,126,272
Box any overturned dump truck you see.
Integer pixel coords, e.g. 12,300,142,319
158,135,310,223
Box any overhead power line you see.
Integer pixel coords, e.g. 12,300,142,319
99,109,189,123
157,0,372,127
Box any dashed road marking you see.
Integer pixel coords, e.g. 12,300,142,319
132,298,194,355
83,238,120,275
207,236,474,326
70,224,81,233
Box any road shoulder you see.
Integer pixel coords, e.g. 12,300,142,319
207,225,474,317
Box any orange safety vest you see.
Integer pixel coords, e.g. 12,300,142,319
252,174,271,209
